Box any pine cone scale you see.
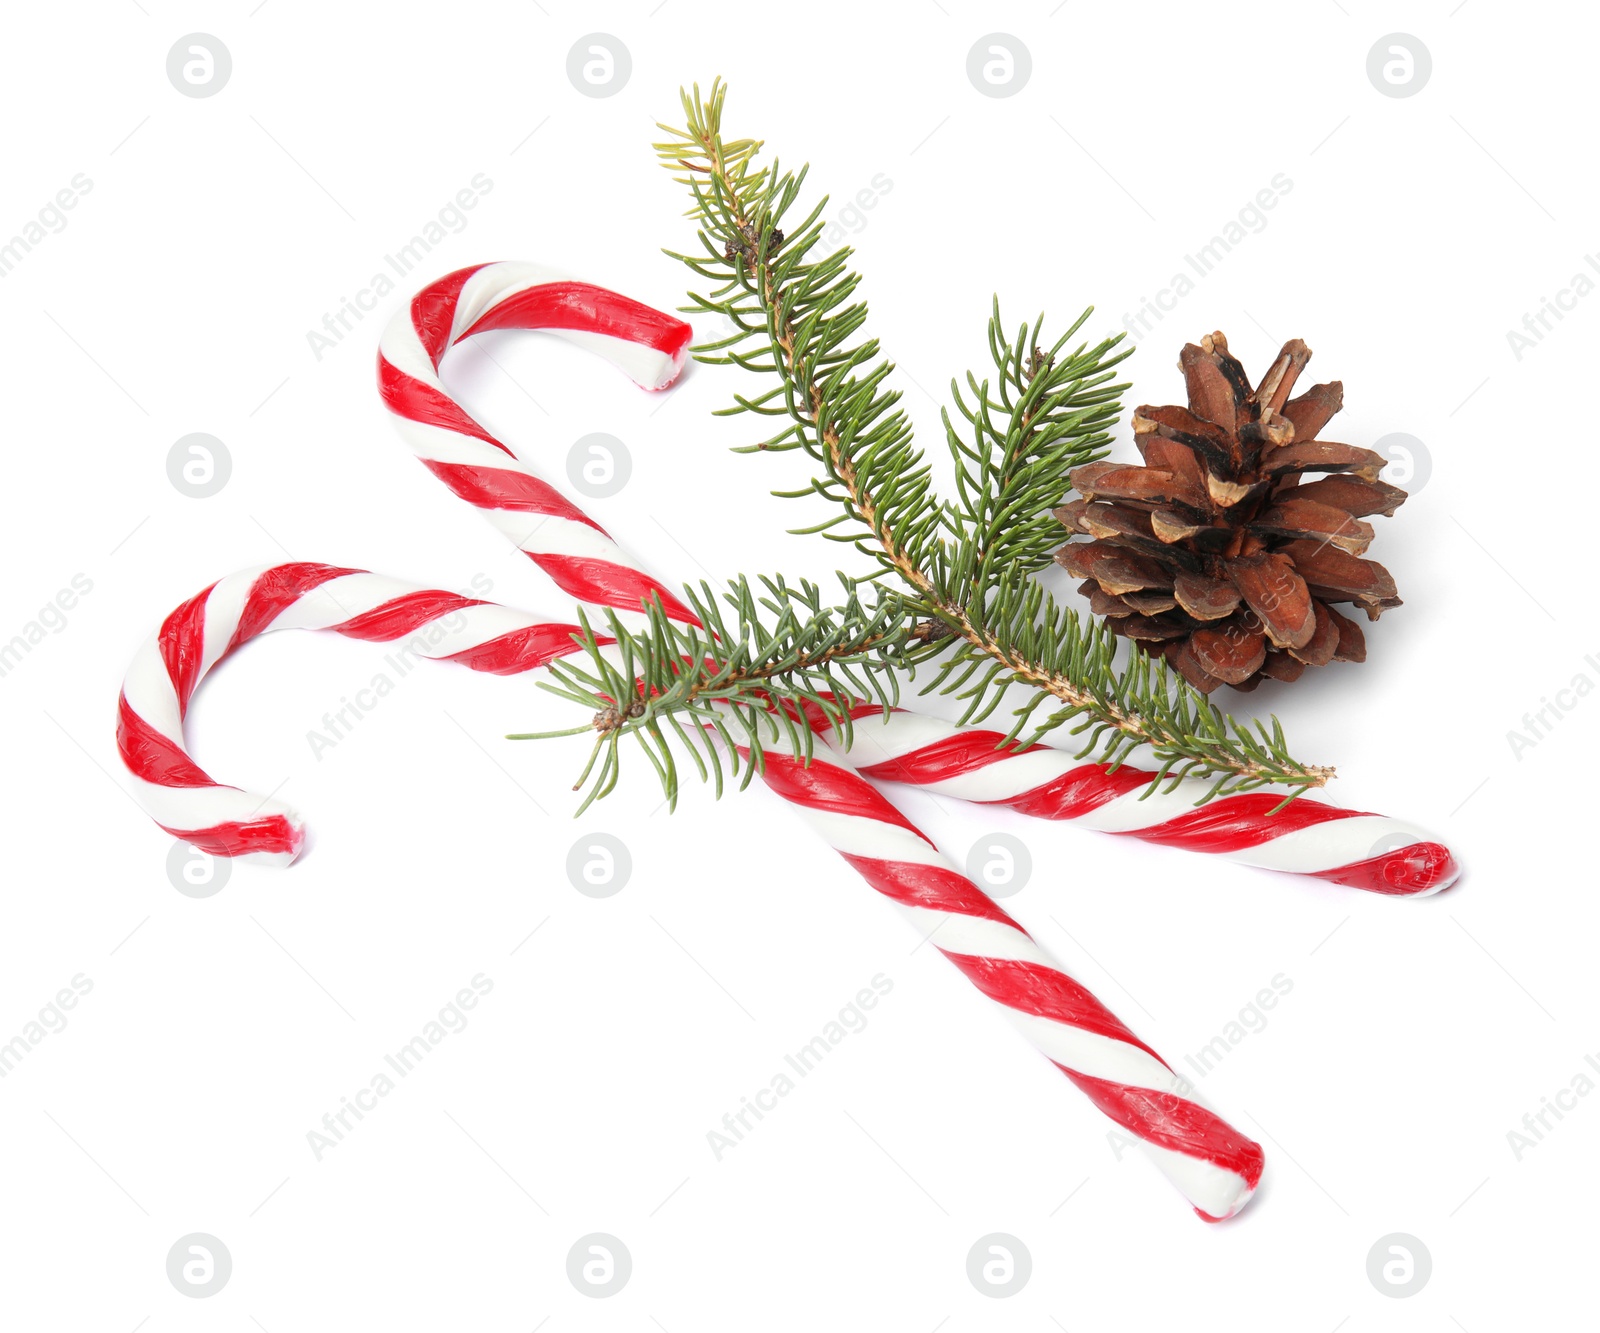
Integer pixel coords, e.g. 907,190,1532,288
1325,604,1367,662
1180,345,1242,433
1299,603,1343,666
1254,339,1311,414
1228,555,1317,651
1252,498,1375,554
1262,439,1387,481
1191,624,1266,683
1288,475,1406,518
1281,381,1343,439
1172,570,1240,621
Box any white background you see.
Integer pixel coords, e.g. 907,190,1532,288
1,1,1594,1328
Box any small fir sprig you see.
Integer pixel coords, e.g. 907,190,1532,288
516,79,1334,809
510,574,914,815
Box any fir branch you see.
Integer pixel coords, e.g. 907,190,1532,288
508,575,913,815
645,80,1333,801
941,303,1130,593
515,80,1333,811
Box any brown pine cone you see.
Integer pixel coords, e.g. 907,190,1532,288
1054,332,1406,694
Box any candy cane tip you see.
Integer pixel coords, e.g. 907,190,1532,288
640,343,690,392
1195,1196,1252,1223
1191,1165,1260,1222
1198,1156,1262,1222
1318,840,1460,897
160,811,307,867
234,847,304,870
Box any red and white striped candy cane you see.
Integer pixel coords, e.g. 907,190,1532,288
377,262,1456,899
115,558,1263,1218
367,263,1264,1217
739,729,1263,1219
376,261,699,629
116,561,587,866
810,707,1459,897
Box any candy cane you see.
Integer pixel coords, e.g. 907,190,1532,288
804,706,1459,897
115,561,586,866
721,720,1264,1220
376,261,699,629
367,263,1264,1217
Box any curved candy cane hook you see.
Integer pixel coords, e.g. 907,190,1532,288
376,261,699,626
116,562,585,865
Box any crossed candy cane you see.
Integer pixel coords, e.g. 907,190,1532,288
117,262,1459,1218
